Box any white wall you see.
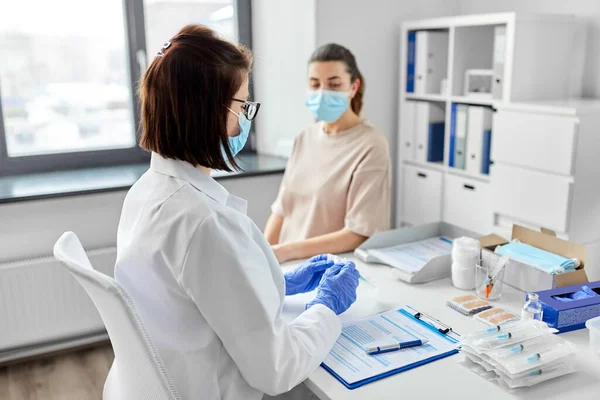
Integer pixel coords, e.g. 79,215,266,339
457,0,600,98
252,0,317,157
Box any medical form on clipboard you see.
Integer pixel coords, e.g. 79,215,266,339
321,305,460,390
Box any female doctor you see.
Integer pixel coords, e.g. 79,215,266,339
114,25,359,400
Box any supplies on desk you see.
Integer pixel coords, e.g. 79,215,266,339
365,236,453,275
451,236,480,290
495,240,580,275
446,295,492,315
474,308,519,326
481,225,589,293
532,280,600,333
459,320,576,389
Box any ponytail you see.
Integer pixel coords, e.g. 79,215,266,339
351,69,365,115
309,43,365,115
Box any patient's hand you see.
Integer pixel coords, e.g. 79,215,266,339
272,244,291,264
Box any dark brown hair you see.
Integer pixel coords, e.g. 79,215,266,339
139,24,252,171
309,43,365,115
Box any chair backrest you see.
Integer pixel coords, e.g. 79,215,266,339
53,232,180,400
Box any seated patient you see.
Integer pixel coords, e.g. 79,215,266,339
264,43,391,263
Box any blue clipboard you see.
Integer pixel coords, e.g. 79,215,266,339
321,306,460,390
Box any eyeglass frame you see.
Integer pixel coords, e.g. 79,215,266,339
231,98,261,121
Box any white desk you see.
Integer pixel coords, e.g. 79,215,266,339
282,255,600,400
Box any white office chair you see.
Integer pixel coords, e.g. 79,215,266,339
53,232,181,400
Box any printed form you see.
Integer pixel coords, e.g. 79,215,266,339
323,308,459,385
367,237,453,274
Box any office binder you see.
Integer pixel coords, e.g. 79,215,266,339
449,103,457,167
465,106,492,175
492,26,506,100
321,305,461,390
415,102,445,163
427,123,445,162
453,105,469,169
400,101,417,161
481,129,492,175
406,32,416,93
415,31,449,94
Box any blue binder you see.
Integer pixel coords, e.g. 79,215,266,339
406,32,416,93
321,306,460,390
481,129,492,174
448,103,457,167
427,122,445,162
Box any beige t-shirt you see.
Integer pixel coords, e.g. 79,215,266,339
272,121,391,244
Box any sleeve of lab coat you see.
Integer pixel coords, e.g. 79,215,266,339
180,211,341,396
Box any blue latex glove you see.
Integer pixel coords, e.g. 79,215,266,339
284,254,335,296
306,261,360,315
554,286,599,302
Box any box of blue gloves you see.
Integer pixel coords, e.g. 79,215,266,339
534,281,600,333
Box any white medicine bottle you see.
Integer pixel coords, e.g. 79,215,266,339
521,293,543,321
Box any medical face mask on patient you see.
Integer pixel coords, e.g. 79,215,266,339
225,108,251,156
495,241,579,275
305,89,350,122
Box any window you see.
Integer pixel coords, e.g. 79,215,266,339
0,0,252,176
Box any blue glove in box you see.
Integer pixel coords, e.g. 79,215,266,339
535,280,600,333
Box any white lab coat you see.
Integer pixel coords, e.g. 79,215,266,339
114,153,341,400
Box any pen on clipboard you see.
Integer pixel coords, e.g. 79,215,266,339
366,339,429,356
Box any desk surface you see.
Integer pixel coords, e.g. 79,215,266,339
282,255,600,400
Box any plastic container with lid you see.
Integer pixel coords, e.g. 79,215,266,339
586,315,600,355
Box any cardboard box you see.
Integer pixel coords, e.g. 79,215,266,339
478,225,588,293
535,281,600,333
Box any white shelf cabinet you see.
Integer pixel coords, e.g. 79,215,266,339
396,12,593,241
490,100,600,244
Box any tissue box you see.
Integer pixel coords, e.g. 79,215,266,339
478,225,588,293
535,281,600,333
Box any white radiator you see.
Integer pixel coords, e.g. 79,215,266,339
0,246,116,359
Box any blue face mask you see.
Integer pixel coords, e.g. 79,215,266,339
495,241,578,275
305,89,350,122
226,108,251,156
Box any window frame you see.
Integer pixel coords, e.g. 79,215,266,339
0,0,254,177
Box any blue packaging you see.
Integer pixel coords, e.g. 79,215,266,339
535,281,600,333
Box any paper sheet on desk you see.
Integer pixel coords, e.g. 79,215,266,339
367,236,453,274
282,274,385,324
324,309,459,385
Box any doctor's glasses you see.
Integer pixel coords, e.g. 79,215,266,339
232,98,261,121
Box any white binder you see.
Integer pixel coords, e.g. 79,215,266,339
354,222,480,284
492,26,506,100
415,102,445,163
453,105,469,169
465,106,492,175
400,101,417,161
415,31,449,94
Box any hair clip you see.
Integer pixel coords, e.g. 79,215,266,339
156,41,172,57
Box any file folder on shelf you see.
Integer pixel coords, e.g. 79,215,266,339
453,105,469,169
415,31,449,94
415,102,445,163
482,129,492,175
406,32,416,93
492,26,506,100
465,106,492,175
